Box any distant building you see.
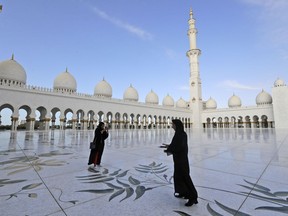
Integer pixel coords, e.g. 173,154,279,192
0,8,287,131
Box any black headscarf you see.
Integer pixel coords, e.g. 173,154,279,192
97,122,104,129
172,119,184,133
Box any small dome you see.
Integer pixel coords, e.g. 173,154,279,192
0,55,27,85
162,94,174,107
206,97,217,109
94,79,112,98
274,78,285,87
145,90,159,104
123,84,138,101
53,69,77,92
256,89,272,105
228,94,241,108
176,97,187,108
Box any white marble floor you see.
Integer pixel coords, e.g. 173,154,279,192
0,128,288,216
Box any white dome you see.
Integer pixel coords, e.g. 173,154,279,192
0,55,27,85
123,84,138,101
206,97,217,109
94,79,112,98
228,94,241,108
53,69,77,92
145,90,159,104
256,89,272,105
274,78,285,87
162,94,174,107
176,97,187,108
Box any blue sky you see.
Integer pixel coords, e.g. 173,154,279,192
1,0,288,124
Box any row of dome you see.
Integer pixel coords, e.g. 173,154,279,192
0,56,286,109
206,90,273,109
0,55,188,107
205,78,286,109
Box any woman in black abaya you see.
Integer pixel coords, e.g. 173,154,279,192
162,119,198,207
88,122,109,170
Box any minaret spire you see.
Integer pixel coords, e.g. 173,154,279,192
186,7,202,128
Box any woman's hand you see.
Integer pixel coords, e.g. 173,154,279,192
159,144,169,148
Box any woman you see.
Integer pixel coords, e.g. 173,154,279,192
162,119,198,207
88,122,109,170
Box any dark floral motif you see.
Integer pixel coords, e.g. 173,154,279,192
207,179,288,215
0,151,72,175
76,162,288,215
0,178,26,187
76,162,171,202
0,183,42,200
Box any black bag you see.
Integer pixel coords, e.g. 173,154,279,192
90,141,96,149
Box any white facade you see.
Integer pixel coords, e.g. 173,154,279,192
0,8,288,131
272,83,288,128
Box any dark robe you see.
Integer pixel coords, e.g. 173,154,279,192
166,121,198,200
88,127,108,166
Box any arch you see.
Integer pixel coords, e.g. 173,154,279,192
106,112,113,128
212,117,217,128
148,115,153,129
261,115,268,128
63,109,73,129
231,116,236,128
237,116,243,128
18,105,32,130
206,117,211,128
76,109,88,130
136,114,141,129
51,107,61,129
218,117,223,128
36,106,48,130
245,116,251,128
224,117,229,128
87,110,96,129
158,116,162,128
115,112,121,129
0,104,14,129
123,113,128,129
97,111,104,121
143,115,147,128
253,115,259,128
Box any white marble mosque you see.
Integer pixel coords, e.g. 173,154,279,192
0,9,288,131
1,7,288,216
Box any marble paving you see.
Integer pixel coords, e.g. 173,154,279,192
0,128,288,216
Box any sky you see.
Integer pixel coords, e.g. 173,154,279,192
1,0,288,124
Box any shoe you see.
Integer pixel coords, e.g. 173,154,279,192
185,199,198,207
174,193,185,198
93,165,100,171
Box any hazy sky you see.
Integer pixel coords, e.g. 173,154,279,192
1,0,288,124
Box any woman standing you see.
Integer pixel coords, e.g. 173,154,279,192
162,119,198,207
88,122,109,170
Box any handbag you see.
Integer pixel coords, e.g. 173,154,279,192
90,141,96,149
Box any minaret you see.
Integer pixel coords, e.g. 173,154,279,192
186,8,202,128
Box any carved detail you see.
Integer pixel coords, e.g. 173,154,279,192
186,49,201,57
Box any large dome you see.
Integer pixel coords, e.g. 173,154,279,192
176,97,187,108
274,78,286,87
94,79,112,98
206,97,217,109
162,94,174,107
0,55,27,85
256,89,272,105
123,84,138,101
145,90,159,104
53,69,77,92
228,94,241,108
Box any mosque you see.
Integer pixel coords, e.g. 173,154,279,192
0,9,288,131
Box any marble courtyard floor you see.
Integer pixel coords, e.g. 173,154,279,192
0,128,288,216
